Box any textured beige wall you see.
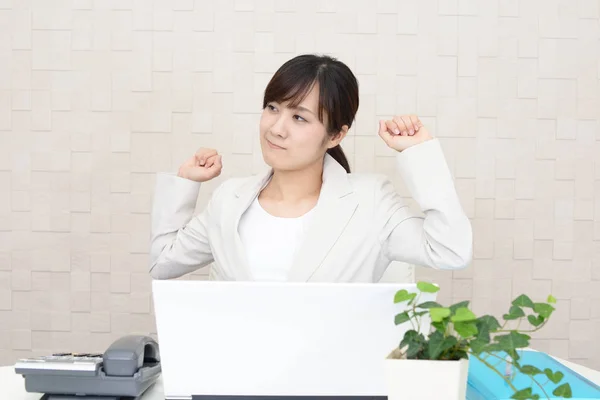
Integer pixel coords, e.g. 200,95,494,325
1,0,600,370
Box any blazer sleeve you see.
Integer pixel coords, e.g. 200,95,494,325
149,173,217,279
378,139,473,270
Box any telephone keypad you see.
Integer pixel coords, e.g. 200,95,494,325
15,353,104,373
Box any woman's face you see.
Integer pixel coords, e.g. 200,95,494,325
259,84,345,172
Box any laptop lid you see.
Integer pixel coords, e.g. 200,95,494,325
151,280,436,399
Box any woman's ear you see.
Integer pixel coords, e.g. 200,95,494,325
328,125,349,149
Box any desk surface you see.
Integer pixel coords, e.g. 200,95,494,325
2,357,600,399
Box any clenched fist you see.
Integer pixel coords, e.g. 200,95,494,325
378,114,433,152
177,148,222,183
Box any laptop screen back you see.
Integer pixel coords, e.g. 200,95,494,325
152,280,436,399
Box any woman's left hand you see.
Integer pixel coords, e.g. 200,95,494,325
378,114,433,152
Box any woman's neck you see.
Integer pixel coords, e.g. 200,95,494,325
261,161,323,203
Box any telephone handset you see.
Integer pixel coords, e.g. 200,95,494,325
103,335,160,377
14,335,161,400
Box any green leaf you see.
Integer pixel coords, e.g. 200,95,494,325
414,349,428,360
512,294,535,309
510,388,534,400
547,294,557,304
416,281,439,293
527,315,545,327
405,340,425,359
451,307,477,322
503,305,526,320
429,307,451,322
394,289,408,303
552,383,572,397
534,303,555,318
394,290,416,304
454,321,478,338
476,315,501,332
400,330,419,348
449,300,470,314
520,364,542,376
469,337,488,355
427,331,457,359
544,369,564,384
495,331,531,351
445,348,468,361
394,311,411,325
474,316,499,345
405,346,420,359
485,343,504,353
416,301,442,309
432,320,448,333
400,330,426,359
507,349,521,364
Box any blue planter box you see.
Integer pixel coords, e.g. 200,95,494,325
467,351,600,399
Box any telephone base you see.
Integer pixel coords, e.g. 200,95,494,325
42,394,143,400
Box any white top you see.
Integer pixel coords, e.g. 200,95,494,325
238,197,315,281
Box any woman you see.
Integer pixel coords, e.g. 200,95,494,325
149,54,472,282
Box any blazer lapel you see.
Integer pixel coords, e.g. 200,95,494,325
226,170,272,280
287,155,358,282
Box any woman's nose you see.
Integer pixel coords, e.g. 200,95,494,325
271,115,287,138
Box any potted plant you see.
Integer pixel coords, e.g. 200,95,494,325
385,281,573,400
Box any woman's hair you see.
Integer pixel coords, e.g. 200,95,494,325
262,54,359,173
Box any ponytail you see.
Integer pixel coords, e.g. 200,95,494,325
326,145,351,173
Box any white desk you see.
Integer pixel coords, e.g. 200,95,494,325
2,357,600,399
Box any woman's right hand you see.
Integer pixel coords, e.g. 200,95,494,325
177,148,223,182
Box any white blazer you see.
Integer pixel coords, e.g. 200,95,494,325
149,139,473,282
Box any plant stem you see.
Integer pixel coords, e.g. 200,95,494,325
469,352,519,393
526,372,551,399
414,293,422,334
495,319,548,334
480,352,551,399
408,313,417,331
482,352,507,371
483,352,518,368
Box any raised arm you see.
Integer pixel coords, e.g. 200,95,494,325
149,148,223,279
377,116,473,270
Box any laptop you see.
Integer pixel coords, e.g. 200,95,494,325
151,280,436,400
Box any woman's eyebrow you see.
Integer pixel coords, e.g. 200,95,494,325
292,105,316,116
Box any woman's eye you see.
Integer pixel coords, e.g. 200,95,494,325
294,115,306,122
267,104,277,111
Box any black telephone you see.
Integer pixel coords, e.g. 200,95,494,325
14,335,161,400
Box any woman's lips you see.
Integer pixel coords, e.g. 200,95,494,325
267,140,285,150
